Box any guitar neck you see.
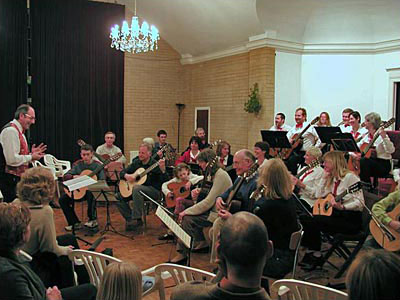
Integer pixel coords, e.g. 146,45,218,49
140,161,160,178
294,123,311,143
226,177,245,207
296,165,311,179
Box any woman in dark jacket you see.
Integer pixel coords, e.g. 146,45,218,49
0,202,96,300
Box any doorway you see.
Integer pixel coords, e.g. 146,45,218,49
195,107,210,143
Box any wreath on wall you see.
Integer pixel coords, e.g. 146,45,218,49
244,83,262,114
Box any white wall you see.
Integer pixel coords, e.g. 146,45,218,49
274,51,302,126
275,50,400,126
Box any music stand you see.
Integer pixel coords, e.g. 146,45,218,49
315,126,342,149
260,130,291,149
63,175,96,245
330,133,360,153
89,180,133,240
139,191,193,266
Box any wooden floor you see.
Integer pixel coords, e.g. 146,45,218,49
53,196,355,299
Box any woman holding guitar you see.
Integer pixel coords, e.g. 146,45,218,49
348,111,367,140
253,158,299,279
171,149,232,264
300,151,364,270
351,112,395,185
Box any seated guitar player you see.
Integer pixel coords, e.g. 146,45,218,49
300,151,364,270
351,112,395,186
210,149,258,264
176,136,201,165
291,146,324,214
364,190,400,250
170,149,232,264
116,143,168,231
59,144,104,231
162,163,203,216
95,131,126,165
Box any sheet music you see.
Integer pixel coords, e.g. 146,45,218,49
0,189,3,201
63,175,97,192
155,206,192,249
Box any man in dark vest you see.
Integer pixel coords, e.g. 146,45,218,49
0,104,46,202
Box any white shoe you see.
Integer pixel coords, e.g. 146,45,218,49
84,220,98,228
65,223,82,231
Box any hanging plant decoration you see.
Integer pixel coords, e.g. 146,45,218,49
244,83,262,114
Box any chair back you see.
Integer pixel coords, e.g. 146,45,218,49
271,279,348,300
387,131,400,161
154,263,215,300
32,160,57,180
289,224,304,278
68,249,121,287
44,154,71,177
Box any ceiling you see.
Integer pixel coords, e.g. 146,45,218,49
113,0,400,58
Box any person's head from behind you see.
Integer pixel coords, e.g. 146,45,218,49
217,212,273,284
173,163,191,181
97,262,142,300
0,202,31,253
258,158,293,200
17,167,55,205
346,249,400,300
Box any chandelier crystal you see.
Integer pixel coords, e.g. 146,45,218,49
110,1,159,53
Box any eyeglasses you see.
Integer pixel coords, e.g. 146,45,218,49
24,114,36,121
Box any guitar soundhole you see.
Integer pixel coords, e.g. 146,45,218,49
324,203,330,211
135,176,140,181
180,187,186,193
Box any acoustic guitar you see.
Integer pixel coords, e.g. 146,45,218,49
348,118,395,175
64,153,122,199
279,116,320,160
369,203,400,252
312,182,362,216
225,162,259,214
166,180,191,208
119,148,173,198
196,155,219,202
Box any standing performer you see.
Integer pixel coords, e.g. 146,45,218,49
0,104,46,202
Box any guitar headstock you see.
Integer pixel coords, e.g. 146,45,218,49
104,153,123,164
310,116,320,125
208,140,222,149
347,181,362,194
245,162,259,180
383,117,395,129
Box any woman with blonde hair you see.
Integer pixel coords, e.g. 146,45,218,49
300,151,364,270
253,158,299,280
97,262,142,300
216,140,236,182
13,167,88,287
346,249,400,300
317,111,332,127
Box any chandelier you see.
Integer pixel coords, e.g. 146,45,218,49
110,0,160,53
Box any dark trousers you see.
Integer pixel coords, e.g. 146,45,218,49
61,283,97,300
360,157,391,183
177,213,212,252
0,172,19,203
301,209,362,251
59,192,96,225
116,185,160,221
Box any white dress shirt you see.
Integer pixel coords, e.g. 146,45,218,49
339,124,352,133
0,119,32,167
315,172,364,211
269,124,292,131
357,133,395,160
286,122,317,151
297,165,324,207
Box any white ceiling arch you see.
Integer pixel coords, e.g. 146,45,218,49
110,0,400,62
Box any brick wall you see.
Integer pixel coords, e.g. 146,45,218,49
93,0,276,158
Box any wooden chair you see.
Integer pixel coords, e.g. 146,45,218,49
271,279,348,300
153,263,216,300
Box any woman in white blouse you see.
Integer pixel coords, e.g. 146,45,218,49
348,111,367,141
354,112,395,184
300,151,364,270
